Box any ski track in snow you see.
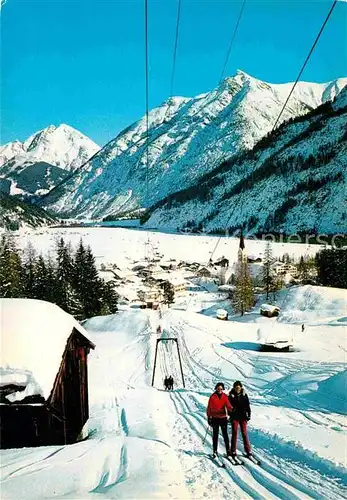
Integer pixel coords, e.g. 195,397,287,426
1,304,346,499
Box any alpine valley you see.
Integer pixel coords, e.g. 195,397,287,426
1,71,346,232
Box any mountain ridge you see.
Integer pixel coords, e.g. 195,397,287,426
39,71,347,219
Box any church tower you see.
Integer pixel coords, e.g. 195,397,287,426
238,228,247,264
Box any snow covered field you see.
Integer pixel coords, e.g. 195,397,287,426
1,227,346,499
10,226,324,267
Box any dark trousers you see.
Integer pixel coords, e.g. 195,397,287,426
231,420,251,454
211,417,229,453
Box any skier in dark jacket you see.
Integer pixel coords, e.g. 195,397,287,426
207,382,233,458
228,380,252,457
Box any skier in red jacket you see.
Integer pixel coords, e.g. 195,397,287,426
207,382,233,458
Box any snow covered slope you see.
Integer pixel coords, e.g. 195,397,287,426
1,287,345,499
146,86,347,234
39,72,346,219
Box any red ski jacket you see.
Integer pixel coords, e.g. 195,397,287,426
207,393,233,419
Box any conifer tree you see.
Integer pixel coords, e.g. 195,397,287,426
297,256,309,283
0,233,23,297
74,240,104,318
22,242,37,298
316,248,347,288
262,242,275,300
45,253,59,303
232,261,254,316
83,244,104,317
55,237,74,312
32,254,47,300
100,281,118,315
270,275,283,301
161,281,175,305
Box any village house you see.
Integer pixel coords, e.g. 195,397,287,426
137,287,164,306
271,262,299,277
196,266,213,278
167,276,186,295
0,298,95,449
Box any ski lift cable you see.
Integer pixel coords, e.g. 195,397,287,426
208,0,338,265
152,0,246,176
157,0,245,171
272,0,338,131
170,0,182,100
204,0,247,265
154,1,253,188
144,0,182,265
161,0,182,125
144,0,150,263
193,2,247,268
219,0,246,84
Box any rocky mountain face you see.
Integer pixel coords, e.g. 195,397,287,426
39,71,346,219
0,192,57,230
145,87,347,235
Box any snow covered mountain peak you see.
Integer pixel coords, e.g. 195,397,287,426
1,124,100,173
40,71,346,220
0,124,101,198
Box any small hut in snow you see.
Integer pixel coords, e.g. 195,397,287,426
216,309,229,320
257,326,293,352
260,304,280,318
0,298,95,449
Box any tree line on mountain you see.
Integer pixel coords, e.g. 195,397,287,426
222,140,342,203
0,192,56,231
0,235,118,320
315,248,347,289
139,94,345,232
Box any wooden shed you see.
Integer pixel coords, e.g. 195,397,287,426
260,304,281,318
0,298,95,449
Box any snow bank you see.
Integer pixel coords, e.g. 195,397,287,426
312,370,347,413
278,285,347,325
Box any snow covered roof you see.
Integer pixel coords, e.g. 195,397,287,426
0,298,94,402
260,304,281,312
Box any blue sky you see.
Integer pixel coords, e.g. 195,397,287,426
1,0,346,147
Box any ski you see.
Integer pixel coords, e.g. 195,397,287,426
208,454,226,468
244,454,261,466
225,455,244,466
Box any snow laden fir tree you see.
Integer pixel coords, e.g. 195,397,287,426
0,234,118,320
232,231,254,315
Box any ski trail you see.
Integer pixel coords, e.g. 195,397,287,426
170,393,284,499
161,311,346,500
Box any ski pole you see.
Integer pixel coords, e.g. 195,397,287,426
202,425,210,445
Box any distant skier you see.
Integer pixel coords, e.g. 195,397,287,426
168,375,174,390
207,382,233,458
164,376,169,390
301,324,305,333
228,381,252,458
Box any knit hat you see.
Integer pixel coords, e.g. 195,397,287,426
215,382,225,390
